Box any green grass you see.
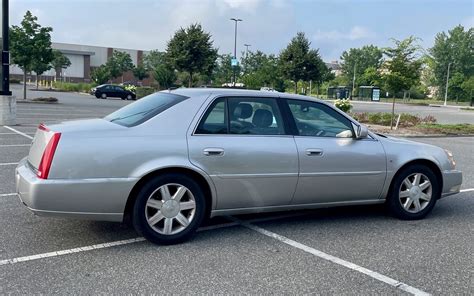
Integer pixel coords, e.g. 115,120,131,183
416,124,474,134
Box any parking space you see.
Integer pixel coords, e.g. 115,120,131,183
1,99,473,295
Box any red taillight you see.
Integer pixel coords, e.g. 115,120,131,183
38,123,49,132
37,132,61,179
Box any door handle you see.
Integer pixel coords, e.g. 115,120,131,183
306,149,323,156
203,148,224,156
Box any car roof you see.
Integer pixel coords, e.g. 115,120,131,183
166,87,326,104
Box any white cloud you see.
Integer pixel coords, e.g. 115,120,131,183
313,26,375,41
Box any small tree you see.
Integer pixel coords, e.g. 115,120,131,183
10,11,53,99
106,50,134,82
144,50,176,89
166,23,218,87
91,65,110,85
132,64,149,82
51,50,71,81
383,36,422,128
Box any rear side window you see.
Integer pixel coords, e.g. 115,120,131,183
105,92,188,127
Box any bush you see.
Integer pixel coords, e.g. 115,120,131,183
334,99,352,113
32,97,58,103
52,82,96,93
10,78,22,84
136,87,155,99
351,112,437,127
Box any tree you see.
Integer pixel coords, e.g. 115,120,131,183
340,45,383,90
51,50,71,81
239,51,283,90
106,50,134,82
166,23,218,87
429,25,474,100
213,54,235,86
383,36,423,128
279,32,325,93
132,64,149,82
143,50,176,89
91,65,110,85
461,76,474,106
10,11,53,99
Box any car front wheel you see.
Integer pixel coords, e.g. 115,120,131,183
101,93,107,99
387,164,440,220
132,174,206,245
126,94,133,100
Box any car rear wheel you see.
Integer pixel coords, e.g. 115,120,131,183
126,94,132,100
101,93,107,99
387,164,440,220
132,174,206,245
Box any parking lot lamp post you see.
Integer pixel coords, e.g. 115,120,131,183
244,44,251,57
444,62,451,106
230,18,242,86
0,0,16,125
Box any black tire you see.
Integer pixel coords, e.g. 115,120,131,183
387,164,440,220
126,94,132,100
132,174,206,245
95,93,101,99
121,96,126,100
101,93,107,99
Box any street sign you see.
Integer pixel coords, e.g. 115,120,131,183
372,89,380,101
231,58,238,67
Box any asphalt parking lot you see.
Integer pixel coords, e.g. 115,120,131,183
0,93,473,295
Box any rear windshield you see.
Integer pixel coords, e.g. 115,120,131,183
104,92,188,127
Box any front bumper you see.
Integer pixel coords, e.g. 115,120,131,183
441,169,463,198
15,158,138,222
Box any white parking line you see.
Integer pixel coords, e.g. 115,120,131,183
460,188,474,193
0,144,30,147
229,216,430,296
0,193,17,197
0,238,146,266
4,126,34,140
0,162,19,166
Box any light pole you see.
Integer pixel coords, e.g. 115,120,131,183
444,62,452,106
0,0,16,126
351,63,356,100
230,18,242,86
244,43,251,56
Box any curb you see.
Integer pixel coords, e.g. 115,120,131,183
380,133,474,138
16,100,59,104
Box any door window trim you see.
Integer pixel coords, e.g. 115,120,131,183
283,98,356,138
193,95,293,136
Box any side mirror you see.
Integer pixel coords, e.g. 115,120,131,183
355,124,368,139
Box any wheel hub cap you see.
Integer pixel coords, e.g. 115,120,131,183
162,200,180,218
399,173,432,214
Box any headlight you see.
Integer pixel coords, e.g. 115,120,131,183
444,149,456,169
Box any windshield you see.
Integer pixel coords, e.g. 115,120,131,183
104,92,188,127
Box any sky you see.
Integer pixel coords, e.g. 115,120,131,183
3,0,474,61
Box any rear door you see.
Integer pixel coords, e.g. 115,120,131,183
188,96,299,210
285,99,387,204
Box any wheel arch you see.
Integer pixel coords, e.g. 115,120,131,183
387,159,443,199
123,166,215,221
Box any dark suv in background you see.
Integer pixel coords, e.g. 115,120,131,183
91,84,136,100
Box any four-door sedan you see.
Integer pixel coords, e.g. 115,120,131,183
16,88,462,245
91,84,136,100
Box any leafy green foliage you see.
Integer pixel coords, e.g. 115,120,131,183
166,23,218,87
279,32,326,93
334,99,352,113
51,50,71,72
91,65,110,85
10,11,54,97
240,51,284,90
52,82,96,93
143,50,176,89
213,54,236,86
340,45,383,87
429,25,474,100
106,50,134,79
383,36,422,96
132,64,149,81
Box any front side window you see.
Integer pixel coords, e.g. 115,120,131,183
105,92,188,127
287,100,354,138
195,97,285,135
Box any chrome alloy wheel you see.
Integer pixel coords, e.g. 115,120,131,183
145,183,196,235
399,173,432,213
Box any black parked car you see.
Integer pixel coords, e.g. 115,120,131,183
91,84,136,100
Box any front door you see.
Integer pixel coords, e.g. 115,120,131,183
188,96,299,210
285,99,387,204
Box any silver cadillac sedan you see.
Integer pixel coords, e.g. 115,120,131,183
16,88,462,244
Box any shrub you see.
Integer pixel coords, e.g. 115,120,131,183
32,97,58,103
124,85,136,93
334,99,352,113
136,87,155,99
52,82,96,93
10,78,22,84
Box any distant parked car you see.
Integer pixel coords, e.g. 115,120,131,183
91,84,136,100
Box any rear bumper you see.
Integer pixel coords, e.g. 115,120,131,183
441,169,463,198
15,158,138,222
